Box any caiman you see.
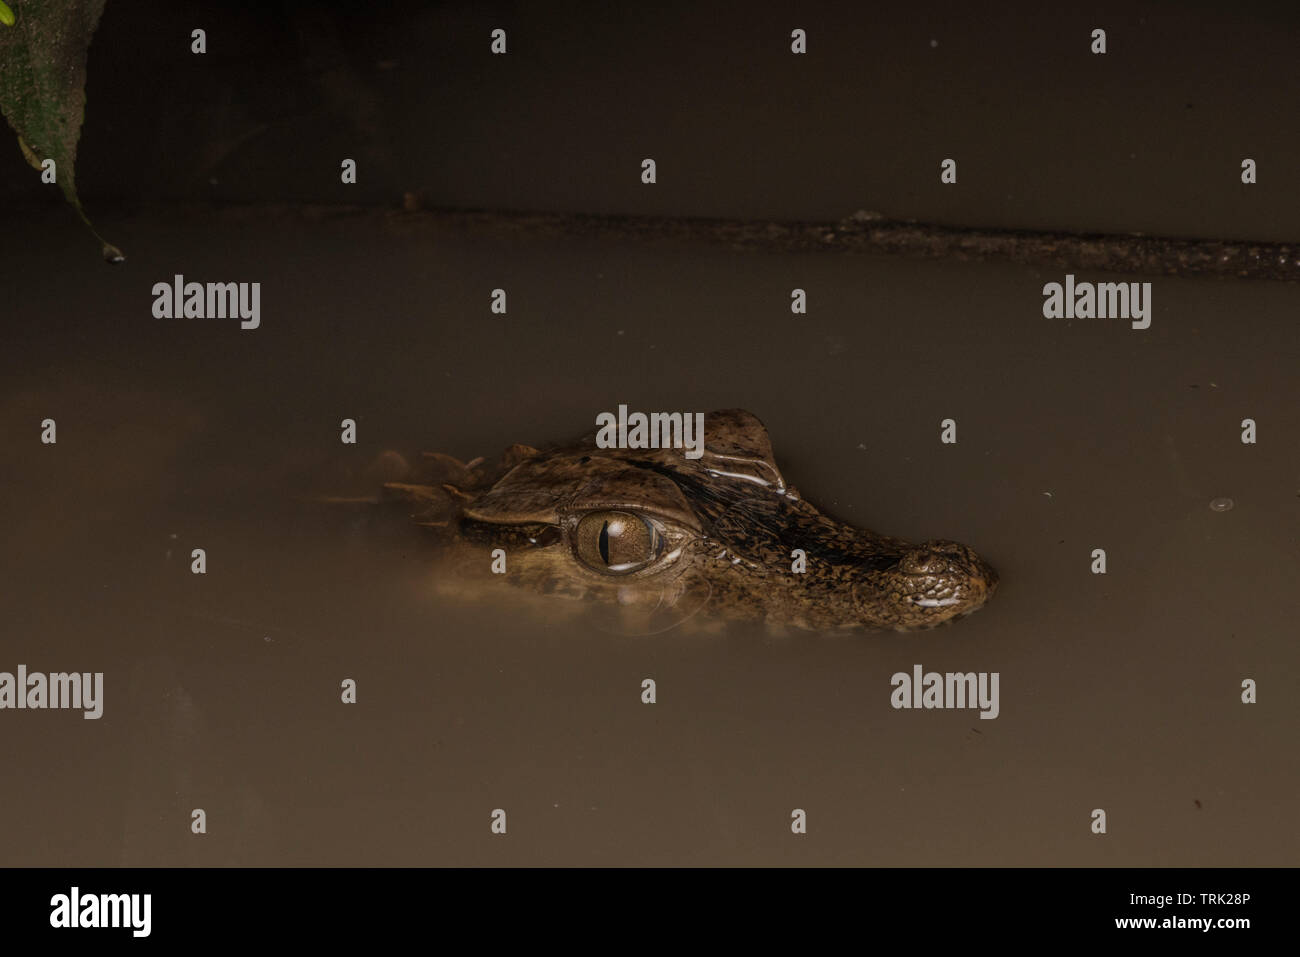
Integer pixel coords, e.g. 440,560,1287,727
377,409,997,632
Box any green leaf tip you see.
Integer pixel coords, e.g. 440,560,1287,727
1,0,117,260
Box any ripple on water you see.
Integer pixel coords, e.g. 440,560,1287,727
1208,497,1234,512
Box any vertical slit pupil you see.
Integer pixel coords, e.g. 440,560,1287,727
598,520,610,565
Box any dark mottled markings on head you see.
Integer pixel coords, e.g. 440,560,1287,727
628,459,901,571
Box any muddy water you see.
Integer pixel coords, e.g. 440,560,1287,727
1,0,1297,866
1,212,1296,866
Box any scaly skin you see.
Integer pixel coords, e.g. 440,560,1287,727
383,409,998,632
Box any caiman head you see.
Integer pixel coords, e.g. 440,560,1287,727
382,409,998,632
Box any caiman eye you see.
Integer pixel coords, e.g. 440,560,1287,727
574,511,664,574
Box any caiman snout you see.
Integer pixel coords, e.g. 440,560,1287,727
899,541,992,579
852,539,998,630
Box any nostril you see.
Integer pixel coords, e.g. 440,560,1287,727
900,548,946,575
900,541,980,575
928,540,973,559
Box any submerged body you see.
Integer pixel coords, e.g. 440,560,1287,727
383,409,997,631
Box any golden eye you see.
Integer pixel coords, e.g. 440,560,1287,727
574,511,663,574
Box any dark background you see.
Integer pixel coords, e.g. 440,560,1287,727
3,0,1298,234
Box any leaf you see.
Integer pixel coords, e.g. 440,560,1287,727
0,0,123,262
